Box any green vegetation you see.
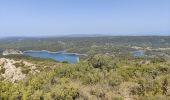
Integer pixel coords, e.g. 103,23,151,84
1,54,170,100
1,36,170,54
1,36,170,99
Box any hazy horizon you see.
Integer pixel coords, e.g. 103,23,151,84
1,34,170,38
0,0,170,37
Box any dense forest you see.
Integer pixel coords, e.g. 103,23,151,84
1,36,170,53
1,36,170,100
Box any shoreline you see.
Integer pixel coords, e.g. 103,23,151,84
23,50,87,56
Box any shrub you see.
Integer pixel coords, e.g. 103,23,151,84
88,54,112,69
108,73,123,87
45,78,79,100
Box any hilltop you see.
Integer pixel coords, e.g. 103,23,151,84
1,54,170,100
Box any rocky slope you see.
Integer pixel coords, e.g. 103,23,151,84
0,58,39,83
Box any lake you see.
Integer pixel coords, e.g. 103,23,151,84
132,51,145,57
23,51,79,63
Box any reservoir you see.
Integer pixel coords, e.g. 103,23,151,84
23,51,79,63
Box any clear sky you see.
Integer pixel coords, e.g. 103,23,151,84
0,0,170,37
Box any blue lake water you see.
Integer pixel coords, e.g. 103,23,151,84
23,51,79,63
132,51,145,57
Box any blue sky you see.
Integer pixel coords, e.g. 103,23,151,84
0,0,170,37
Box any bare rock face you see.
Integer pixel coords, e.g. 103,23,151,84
0,58,38,83
2,49,23,55
0,58,25,82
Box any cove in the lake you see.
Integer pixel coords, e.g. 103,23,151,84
23,51,79,63
132,51,145,57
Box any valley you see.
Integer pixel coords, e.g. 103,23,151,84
1,36,170,99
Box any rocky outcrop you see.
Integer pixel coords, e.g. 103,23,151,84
2,49,23,55
0,58,39,83
0,58,25,82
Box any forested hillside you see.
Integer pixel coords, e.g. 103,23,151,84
1,36,170,54
1,36,170,100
